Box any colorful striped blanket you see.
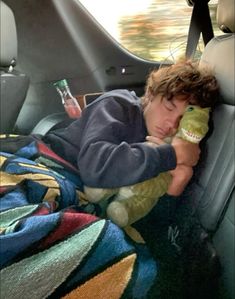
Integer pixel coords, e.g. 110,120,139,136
0,135,157,299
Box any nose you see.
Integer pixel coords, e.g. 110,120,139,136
165,116,180,133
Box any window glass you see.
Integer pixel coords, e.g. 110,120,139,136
79,0,219,62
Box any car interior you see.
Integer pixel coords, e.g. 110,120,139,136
0,0,234,298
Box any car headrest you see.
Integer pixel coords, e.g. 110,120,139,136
200,34,235,106
0,1,18,68
217,0,235,33
200,0,234,106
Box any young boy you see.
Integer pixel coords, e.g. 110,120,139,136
42,61,219,198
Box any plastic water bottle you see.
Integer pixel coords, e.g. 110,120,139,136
54,79,82,119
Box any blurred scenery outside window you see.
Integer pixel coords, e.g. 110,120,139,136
79,0,219,63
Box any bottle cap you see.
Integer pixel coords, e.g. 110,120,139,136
53,79,68,88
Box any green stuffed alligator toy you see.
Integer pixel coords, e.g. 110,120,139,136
84,105,210,227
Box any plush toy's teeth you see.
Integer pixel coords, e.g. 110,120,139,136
182,128,202,143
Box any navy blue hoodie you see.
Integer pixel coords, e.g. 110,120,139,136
42,89,176,188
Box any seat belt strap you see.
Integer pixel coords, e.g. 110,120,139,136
186,1,214,59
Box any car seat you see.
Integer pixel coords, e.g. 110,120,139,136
197,0,235,297
145,1,234,298
0,1,29,134
160,1,234,295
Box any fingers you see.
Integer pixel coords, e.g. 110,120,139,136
172,137,200,166
146,135,201,167
146,135,165,145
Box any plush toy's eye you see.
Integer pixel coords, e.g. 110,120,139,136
187,106,194,112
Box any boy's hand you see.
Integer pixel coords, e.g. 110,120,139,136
168,165,193,196
146,135,200,167
171,137,200,166
146,136,166,145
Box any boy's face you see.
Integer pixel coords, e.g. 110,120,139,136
143,94,188,139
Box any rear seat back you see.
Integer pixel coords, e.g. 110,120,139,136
197,0,234,233
194,87,234,231
213,189,234,299
194,0,234,297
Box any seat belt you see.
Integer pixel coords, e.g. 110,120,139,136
186,0,214,59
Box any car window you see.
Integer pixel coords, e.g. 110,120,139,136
79,0,220,63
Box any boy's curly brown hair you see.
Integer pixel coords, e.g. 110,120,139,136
142,61,220,109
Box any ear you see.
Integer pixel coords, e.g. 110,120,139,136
143,91,154,106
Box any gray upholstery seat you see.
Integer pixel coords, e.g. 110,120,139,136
0,1,29,134
194,0,234,297
31,112,71,135
198,1,234,232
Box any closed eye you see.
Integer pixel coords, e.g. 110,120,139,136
163,99,175,111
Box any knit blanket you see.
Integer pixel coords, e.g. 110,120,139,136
0,135,157,299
